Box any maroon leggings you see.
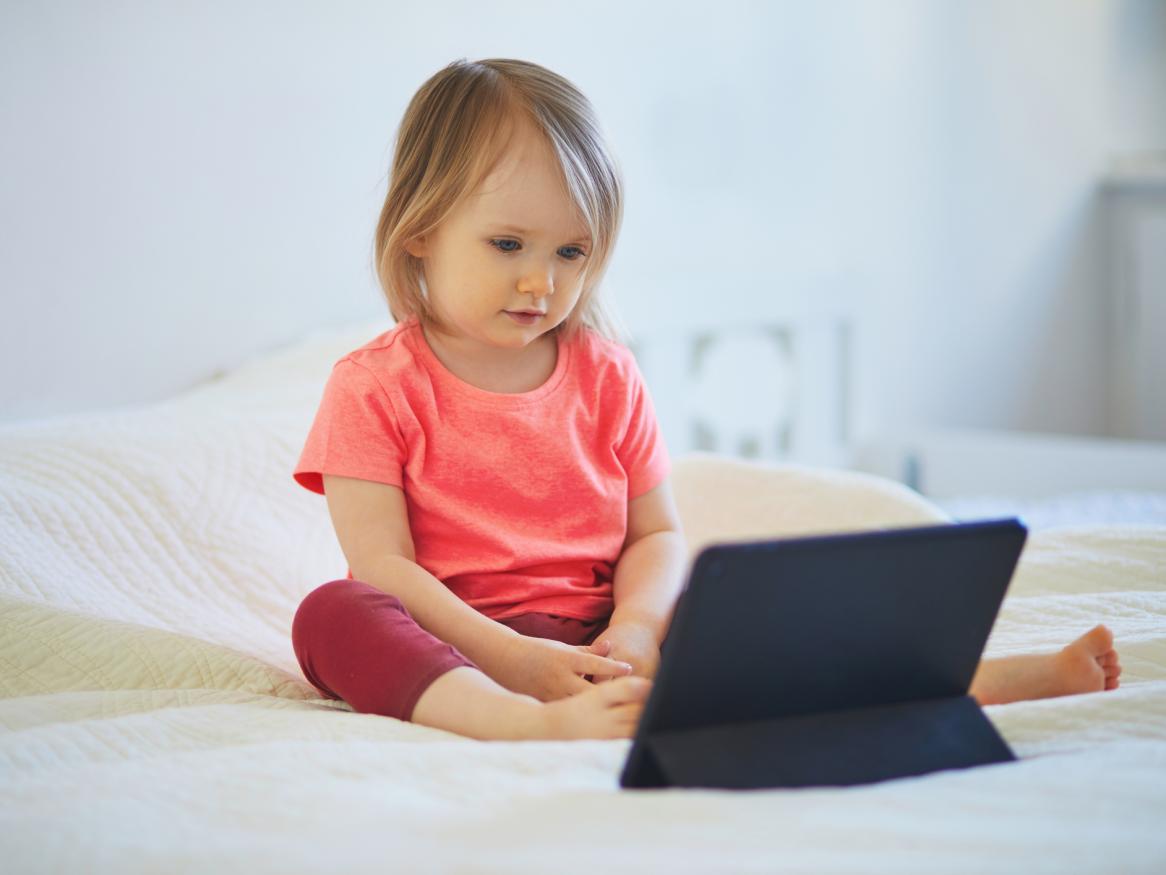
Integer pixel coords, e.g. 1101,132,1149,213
291,578,613,722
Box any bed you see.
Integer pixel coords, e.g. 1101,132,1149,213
2,318,1165,873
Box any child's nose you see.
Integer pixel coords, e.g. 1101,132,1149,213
517,271,554,298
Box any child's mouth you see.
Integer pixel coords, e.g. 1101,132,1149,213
505,311,544,325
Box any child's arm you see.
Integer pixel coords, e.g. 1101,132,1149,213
608,530,688,643
607,478,688,641
589,479,688,681
323,474,520,679
363,553,523,677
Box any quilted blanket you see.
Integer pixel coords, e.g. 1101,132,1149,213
2,318,1164,874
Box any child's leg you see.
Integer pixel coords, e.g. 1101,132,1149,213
292,578,482,722
969,624,1123,705
291,582,648,740
407,608,650,740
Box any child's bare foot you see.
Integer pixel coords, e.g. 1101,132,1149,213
410,666,650,741
536,675,653,740
970,624,1123,706
1057,624,1123,694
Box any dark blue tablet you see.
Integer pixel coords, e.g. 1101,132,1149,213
619,517,1028,790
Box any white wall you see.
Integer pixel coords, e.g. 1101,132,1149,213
3,1,1164,456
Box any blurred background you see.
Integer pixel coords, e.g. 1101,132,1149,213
3,0,1165,527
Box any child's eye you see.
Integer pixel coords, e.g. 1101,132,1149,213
488,239,588,261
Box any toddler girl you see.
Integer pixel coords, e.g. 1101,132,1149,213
290,58,1122,742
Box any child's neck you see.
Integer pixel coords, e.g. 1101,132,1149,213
422,324,558,394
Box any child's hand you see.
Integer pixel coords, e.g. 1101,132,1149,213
585,623,660,683
496,633,635,703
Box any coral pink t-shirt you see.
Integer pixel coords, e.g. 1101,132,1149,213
293,315,671,622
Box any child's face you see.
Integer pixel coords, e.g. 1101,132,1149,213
405,123,592,350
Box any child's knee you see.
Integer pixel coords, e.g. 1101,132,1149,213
292,579,405,644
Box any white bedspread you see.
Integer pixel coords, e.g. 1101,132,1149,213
2,319,1165,874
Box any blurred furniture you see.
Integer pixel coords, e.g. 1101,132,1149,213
630,303,854,470
1104,155,1166,441
852,426,1166,499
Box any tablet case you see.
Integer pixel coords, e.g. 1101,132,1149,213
619,518,1027,790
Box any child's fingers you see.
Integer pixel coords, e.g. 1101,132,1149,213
584,670,618,684
567,674,593,696
582,654,633,678
584,673,614,685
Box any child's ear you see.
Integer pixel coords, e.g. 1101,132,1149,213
404,236,428,258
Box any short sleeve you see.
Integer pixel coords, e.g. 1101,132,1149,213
615,357,672,501
292,357,407,495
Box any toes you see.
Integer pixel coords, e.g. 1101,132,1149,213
1077,624,1114,658
1103,660,1123,690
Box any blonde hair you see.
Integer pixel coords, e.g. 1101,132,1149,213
373,58,630,347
